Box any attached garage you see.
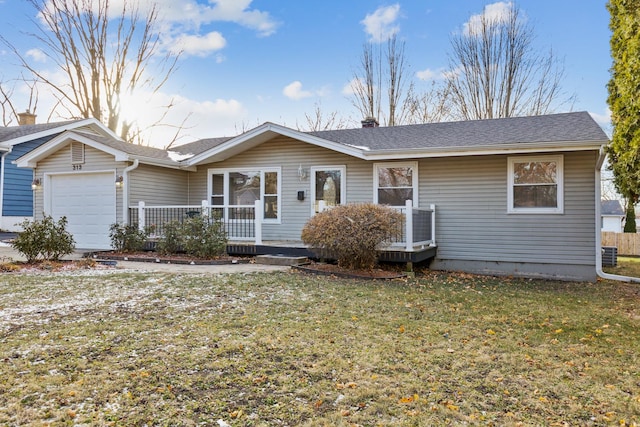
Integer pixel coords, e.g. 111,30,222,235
46,172,116,249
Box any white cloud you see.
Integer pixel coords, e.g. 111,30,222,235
135,0,279,36
463,2,513,36
361,4,401,43
170,31,226,57
119,91,247,147
590,109,612,136
283,81,313,100
26,48,47,63
342,78,362,96
416,68,446,81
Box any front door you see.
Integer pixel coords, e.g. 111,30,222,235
310,166,345,214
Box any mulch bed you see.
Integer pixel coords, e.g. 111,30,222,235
92,251,251,265
293,261,407,280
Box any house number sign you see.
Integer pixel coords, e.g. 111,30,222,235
73,164,82,170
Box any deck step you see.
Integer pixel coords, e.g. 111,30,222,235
255,254,308,266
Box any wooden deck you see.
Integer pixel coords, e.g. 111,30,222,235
227,240,438,264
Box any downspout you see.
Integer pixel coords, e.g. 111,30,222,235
122,159,139,225
595,147,640,282
0,148,10,223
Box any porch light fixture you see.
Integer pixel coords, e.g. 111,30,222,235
31,178,41,190
298,165,307,181
115,175,124,188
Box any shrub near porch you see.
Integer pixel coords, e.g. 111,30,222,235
0,270,638,425
301,203,402,269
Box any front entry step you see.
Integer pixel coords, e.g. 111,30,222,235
255,254,308,266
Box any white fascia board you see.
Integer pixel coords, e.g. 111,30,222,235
134,156,196,171
361,141,607,161
16,130,130,168
187,122,365,166
4,118,118,148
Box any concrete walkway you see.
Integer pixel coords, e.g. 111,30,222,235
0,243,290,274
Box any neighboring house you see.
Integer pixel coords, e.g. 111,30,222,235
601,200,625,233
16,111,609,281
0,114,114,231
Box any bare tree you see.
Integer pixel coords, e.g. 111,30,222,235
0,81,19,126
1,0,181,142
0,77,39,126
350,42,381,123
405,81,451,124
350,34,414,126
445,3,569,120
299,102,347,132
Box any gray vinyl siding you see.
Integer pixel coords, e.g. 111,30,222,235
129,164,189,206
33,143,127,223
421,150,597,267
189,136,374,240
187,138,597,269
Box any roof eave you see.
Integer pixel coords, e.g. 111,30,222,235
1,118,116,148
16,130,130,168
134,156,196,171
361,140,608,160
187,122,366,166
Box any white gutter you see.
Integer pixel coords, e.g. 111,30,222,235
0,148,11,220
595,147,640,282
122,159,139,225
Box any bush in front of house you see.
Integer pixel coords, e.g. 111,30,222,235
179,215,228,258
12,215,76,262
155,220,183,255
301,203,403,270
155,215,228,258
109,223,153,253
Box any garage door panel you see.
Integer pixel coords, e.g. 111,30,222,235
50,173,115,250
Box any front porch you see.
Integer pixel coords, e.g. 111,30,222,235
128,200,437,265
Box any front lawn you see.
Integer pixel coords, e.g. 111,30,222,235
1,269,639,426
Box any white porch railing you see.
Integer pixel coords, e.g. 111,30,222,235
128,199,435,252
389,200,436,251
129,200,263,244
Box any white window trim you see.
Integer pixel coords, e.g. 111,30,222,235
310,165,347,215
373,161,419,207
207,167,282,224
507,155,564,214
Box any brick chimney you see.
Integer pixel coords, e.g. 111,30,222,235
18,110,36,126
361,116,379,128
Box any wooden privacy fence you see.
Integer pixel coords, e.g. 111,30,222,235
601,231,640,255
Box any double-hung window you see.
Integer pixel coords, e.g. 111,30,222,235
208,168,281,222
508,155,563,214
374,162,418,207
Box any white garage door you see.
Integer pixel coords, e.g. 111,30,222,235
49,173,116,250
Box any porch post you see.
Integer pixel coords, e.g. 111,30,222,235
201,200,209,218
138,201,145,231
430,204,436,245
405,199,413,252
254,199,263,245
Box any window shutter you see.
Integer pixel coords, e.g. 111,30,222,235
71,141,85,164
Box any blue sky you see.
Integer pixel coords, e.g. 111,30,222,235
0,1,612,147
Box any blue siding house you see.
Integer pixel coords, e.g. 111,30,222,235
0,115,112,230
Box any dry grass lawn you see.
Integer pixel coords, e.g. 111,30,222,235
1,267,639,426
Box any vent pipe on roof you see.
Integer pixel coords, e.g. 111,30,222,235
361,117,379,128
18,110,36,126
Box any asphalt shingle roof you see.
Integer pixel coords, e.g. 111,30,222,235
0,120,78,144
308,112,608,151
75,131,174,162
601,200,625,216
171,136,233,156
